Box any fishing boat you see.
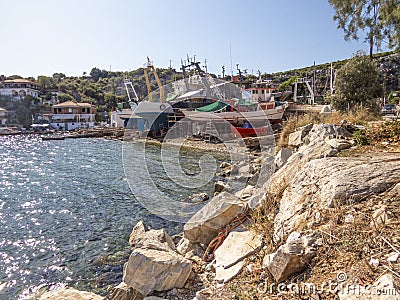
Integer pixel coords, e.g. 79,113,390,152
181,100,286,125
230,124,270,138
245,79,292,104
41,134,65,141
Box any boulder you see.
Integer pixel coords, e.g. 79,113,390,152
263,232,317,282
288,123,314,147
123,248,192,296
184,192,246,244
273,154,400,242
189,192,209,203
129,222,175,252
175,237,204,258
106,282,144,300
274,147,293,168
214,180,233,194
215,230,263,283
39,287,103,300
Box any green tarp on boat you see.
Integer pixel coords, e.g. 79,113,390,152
195,101,228,112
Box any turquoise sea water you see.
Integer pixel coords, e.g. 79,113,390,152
0,135,221,299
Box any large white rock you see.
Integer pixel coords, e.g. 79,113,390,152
263,232,317,282
123,248,192,296
273,154,400,242
215,230,263,283
184,192,246,244
129,221,175,252
39,287,103,300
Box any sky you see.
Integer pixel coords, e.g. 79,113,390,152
0,0,387,78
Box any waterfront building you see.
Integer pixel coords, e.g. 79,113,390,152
0,107,8,126
0,79,40,100
50,101,96,131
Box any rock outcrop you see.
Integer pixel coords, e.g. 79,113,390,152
273,154,400,242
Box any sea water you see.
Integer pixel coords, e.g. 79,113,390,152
0,135,223,299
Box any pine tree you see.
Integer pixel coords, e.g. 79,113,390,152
329,0,400,58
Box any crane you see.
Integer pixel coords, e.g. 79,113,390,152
143,57,165,102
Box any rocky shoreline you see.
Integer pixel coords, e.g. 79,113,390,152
39,123,400,300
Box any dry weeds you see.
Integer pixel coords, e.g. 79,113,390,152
212,174,400,300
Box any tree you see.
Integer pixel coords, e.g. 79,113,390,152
329,0,400,58
330,53,382,111
7,75,23,80
37,76,54,92
278,76,298,91
52,73,66,83
104,92,117,110
57,93,75,103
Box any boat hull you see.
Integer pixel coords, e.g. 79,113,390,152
182,106,284,124
231,125,269,138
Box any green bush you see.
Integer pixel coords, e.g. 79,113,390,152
353,130,370,146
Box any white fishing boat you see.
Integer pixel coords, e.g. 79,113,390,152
181,100,286,124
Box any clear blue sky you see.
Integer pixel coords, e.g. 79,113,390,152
0,0,385,78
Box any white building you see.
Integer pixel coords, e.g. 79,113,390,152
50,101,96,131
0,107,8,126
0,79,40,100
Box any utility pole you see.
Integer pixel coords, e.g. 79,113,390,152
312,61,316,97
229,43,233,76
330,62,334,95
204,59,208,73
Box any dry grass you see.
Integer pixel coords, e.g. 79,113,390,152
367,120,400,144
307,186,400,298
213,179,400,300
